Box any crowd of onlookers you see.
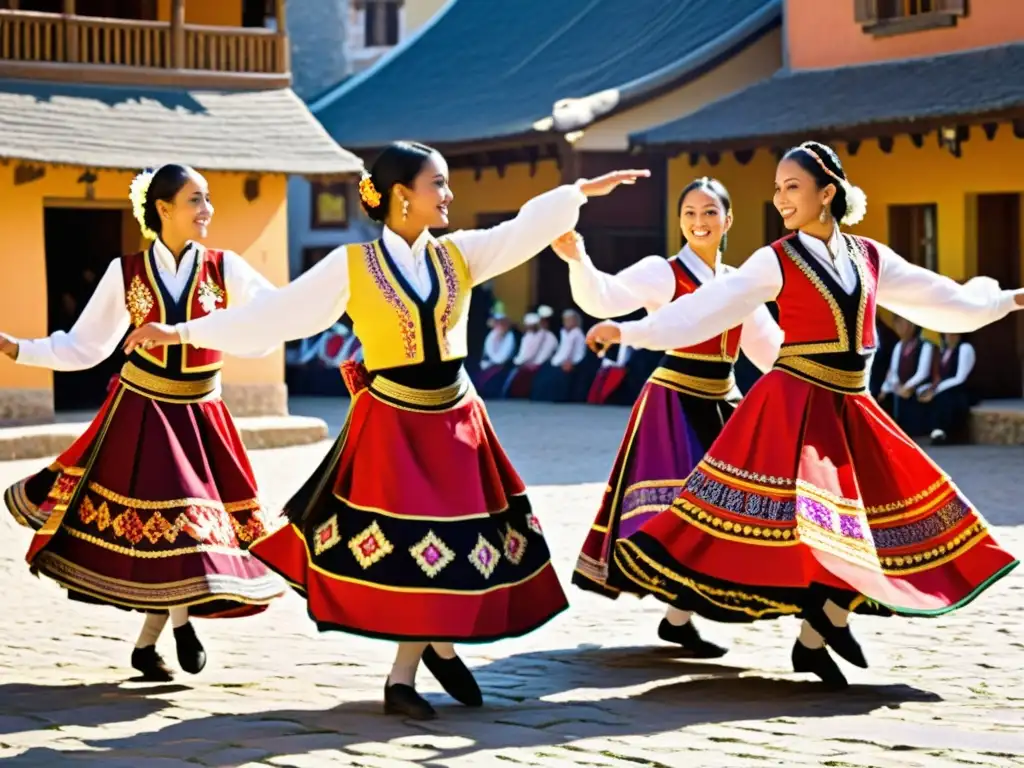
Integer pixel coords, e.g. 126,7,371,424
871,316,977,445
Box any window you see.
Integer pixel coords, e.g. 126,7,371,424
888,204,938,271
242,0,276,29
310,182,350,229
855,0,967,37
763,201,786,245
365,0,401,47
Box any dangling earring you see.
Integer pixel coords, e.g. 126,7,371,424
401,198,410,221
819,204,829,224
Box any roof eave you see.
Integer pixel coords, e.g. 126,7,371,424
632,106,1024,156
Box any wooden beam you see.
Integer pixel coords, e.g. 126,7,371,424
877,136,894,154
983,122,999,140
734,149,754,165
275,0,289,73
171,0,185,69
847,140,861,156
63,0,78,63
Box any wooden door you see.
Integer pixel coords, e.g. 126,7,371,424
974,193,1022,399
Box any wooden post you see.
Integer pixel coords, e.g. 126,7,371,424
274,0,289,73
171,0,184,69
63,0,77,63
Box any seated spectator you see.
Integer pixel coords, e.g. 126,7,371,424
504,312,558,398
473,313,517,398
587,344,632,405
530,309,587,403
918,332,977,445
877,316,934,437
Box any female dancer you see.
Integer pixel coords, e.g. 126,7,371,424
124,141,648,719
1,164,285,681
556,178,781,656
586,142,1022,687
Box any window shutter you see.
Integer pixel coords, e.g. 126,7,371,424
854,0,878,23
934,0,967,15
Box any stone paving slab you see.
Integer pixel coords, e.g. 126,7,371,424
1,401,1023,767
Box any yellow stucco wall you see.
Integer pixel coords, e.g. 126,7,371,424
575,29,782,152
667,129,1024,281
404,0,450,36
447,160,562,321
0,166,289,397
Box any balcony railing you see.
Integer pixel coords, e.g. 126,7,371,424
0,10,289,89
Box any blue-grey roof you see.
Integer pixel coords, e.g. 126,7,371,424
632,42,1024,150
312,0,780,149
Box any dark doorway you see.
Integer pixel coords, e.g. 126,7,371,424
974,193,1022,399
44,207,127,411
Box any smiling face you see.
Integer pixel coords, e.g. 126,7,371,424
773,158,835,231
679,187,730,251
157,169,213,242
395,152,454,230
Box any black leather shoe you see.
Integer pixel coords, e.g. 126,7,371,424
792,641,848,688
173,622,207,675
384,682,437,720
130,646,174,682
657,618,728,658
422,645,483,707
804,605,868,668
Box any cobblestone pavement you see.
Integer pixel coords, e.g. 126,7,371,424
1,400,1023,767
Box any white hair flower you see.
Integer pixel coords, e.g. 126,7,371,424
841,181,868,227
129,169,157,241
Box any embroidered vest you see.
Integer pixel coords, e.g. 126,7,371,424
649,258,743,398
122,246,227,379
345,238,472,385
770,233,880,393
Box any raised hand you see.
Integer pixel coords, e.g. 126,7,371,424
578,169,650,198
586,321,622,355
0,333,17,360
552,231,583,263
123,323,182,355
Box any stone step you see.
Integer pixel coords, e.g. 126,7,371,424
970,402,1024,445
0,415,329,461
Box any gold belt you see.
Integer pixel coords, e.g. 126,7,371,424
773,356,867,394
649,366,735,400
119,361,221,403
369,372,471,411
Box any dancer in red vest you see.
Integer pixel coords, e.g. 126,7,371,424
558,178,781,655
124,142,648,719
1,164,284,681
586,142,1023,687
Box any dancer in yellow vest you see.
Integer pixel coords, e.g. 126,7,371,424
125,141,648,719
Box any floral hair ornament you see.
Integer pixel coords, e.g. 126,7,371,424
129,168,158,240
358,172,382,208
797,142,867,227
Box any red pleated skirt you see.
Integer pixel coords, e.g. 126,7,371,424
4,380,284,616
250,367,567,641
615,370,1017,621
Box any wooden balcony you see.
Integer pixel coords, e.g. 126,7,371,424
0,10,291,89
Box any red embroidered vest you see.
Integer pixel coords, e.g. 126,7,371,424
769,233,880,392
666,258,743,361
122,245,227,378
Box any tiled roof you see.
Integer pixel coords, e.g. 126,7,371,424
632,43,1024,150
0,80,363,175
312,0,780,148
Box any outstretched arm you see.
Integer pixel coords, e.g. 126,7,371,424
554,231,675,318
125,247,350,356
876,241,1024,332
3,260,129,370
590,247,782,353
222,251,280,358
448,170,649,286
738,303,783,373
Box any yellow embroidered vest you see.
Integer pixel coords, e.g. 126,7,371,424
346,237,472,371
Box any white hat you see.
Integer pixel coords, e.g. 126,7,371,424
523,312,539,325
537,305,553,318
